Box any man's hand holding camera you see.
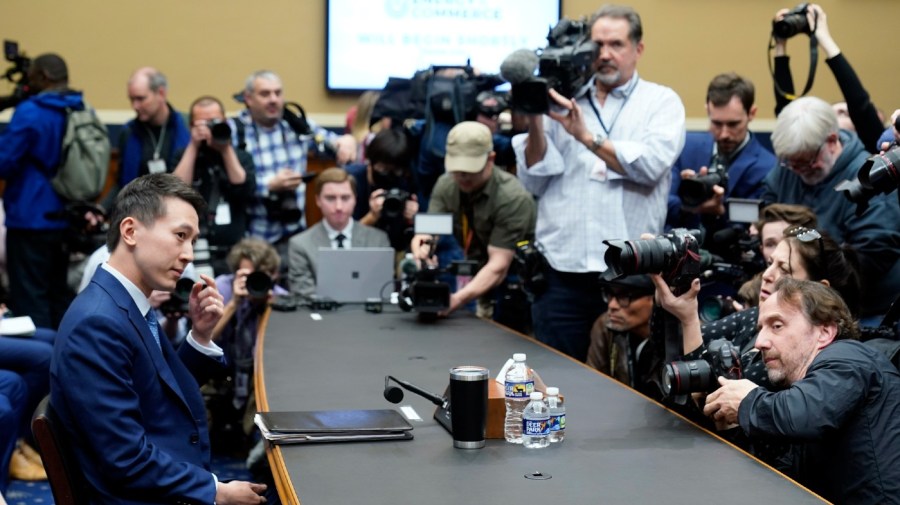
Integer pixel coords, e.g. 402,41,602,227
268,168,303,193
367,189,419,223
703,377,759,426
680,166,726,215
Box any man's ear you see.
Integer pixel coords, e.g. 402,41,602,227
816,323,838,349
120,217,139,247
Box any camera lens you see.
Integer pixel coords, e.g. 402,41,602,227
662,360,713,396
861,147,900,194
772,9,810,39
679,173,725,208
699,295,735,323
208,120,232,145
603,238,671,278
246,271,273,299
382,189,407,217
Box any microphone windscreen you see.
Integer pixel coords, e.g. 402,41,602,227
500,49,539,85
384,385,404,404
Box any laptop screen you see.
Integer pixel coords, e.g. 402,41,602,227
315,247,395,303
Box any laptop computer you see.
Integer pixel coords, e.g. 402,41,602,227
315,247,395,303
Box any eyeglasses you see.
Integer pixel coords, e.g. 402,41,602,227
601,288,651,308
778,145,823,172
785,225,824,256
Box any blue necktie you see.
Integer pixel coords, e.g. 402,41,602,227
146,311,161,349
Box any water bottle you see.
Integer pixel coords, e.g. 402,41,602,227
522,392,550,449
504,353,534,444
546,387,565,443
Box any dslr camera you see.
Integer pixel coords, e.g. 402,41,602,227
662,339,742,396
206,119,232,146
835,145,900,215
382,188,411,219
264,191,302,224
678,157,728,209
160,278,195,317
510,18,599,114
602,228,709,290
772,3,813,39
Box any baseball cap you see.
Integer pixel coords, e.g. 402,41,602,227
445,121,493,173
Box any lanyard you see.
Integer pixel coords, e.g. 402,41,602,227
587,77,639,136
146,120,168,161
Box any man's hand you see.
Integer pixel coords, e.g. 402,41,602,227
333,134,358,166
546,88,590,145
410,234,438,266
679,167,726,216
215,480,267,505
188,274,224,343
268,168,303,193
232,268,252,301
190,121,212,147
649,274,701,324
403,195,419,223
368,188,385,220
703,377,758,426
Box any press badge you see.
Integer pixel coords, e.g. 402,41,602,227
214,202,232,225
147,158,167,174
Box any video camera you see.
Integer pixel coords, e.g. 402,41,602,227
662,339,742,396
835,145,900,215
602,228,710,291
503,18,599,115
398,248,478,317
1,40,33,112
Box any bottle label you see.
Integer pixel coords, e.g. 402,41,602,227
504,380,534,399
549,413,566,432
523,417,549,436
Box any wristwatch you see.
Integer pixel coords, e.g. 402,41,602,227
591,132,607,150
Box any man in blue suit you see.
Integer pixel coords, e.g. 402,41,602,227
50,173,267,504
667,73,776,247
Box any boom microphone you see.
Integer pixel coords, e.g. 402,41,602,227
500,49,539,85
383,375,447,408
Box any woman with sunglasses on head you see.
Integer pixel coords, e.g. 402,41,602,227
654,226,860,393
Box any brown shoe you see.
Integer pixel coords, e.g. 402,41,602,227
16,440,43,466
9,448,47,481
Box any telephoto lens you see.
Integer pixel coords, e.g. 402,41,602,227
245,271,273,300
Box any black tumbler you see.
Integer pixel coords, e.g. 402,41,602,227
449,366,489,449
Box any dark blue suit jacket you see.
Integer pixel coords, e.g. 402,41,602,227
50,268,223,505
667,132,776,232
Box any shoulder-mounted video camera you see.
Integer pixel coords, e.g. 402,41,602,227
1,40,33,112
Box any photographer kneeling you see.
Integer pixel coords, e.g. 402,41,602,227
704,278,900,504
173,96,256,276
410,122,535,317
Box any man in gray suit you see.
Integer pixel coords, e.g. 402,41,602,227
288,167,389,299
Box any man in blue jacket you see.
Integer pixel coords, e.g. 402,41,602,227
0,53,81,328
667,73,776,246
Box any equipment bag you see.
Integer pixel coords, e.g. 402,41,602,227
51,103,111,202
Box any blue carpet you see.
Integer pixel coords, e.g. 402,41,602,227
5,454,252,504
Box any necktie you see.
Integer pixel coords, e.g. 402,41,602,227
336,233,346,249
146,311,161,349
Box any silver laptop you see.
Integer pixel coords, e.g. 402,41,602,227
316,247,395,303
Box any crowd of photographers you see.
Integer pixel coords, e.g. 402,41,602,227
1,1,899,503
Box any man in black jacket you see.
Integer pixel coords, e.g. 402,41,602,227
704,277,900,504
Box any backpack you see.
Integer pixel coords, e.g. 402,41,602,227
50,103,111,202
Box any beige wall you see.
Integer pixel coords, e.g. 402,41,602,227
1,0,896,128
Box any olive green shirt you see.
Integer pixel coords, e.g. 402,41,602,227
428,168,536,265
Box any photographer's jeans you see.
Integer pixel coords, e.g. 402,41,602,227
531,267,607,363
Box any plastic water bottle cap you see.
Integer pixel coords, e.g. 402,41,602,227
546,387,559,396
513,353,526,361
530,392,543,400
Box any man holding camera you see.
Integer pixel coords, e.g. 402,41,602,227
704,278,900,504
288,167,389,300
173,96,256,276
0,53,82,329
762,96,900,325
411,121,536,317
666,73,776,244
233,70,358,251
513,4,685,361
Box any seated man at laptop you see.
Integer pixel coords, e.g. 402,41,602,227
411,121,536,317
289,167,389,300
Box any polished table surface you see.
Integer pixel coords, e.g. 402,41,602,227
257,306,825,505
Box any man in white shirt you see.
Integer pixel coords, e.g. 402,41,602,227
513,4,686,361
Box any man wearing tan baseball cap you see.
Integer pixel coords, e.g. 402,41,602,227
411,121,536,317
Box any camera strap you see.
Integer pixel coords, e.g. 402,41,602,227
587,77,639,136
768,13,819,101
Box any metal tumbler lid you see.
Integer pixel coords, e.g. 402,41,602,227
449,365,489,381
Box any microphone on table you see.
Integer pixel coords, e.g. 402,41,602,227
384,375,447,409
